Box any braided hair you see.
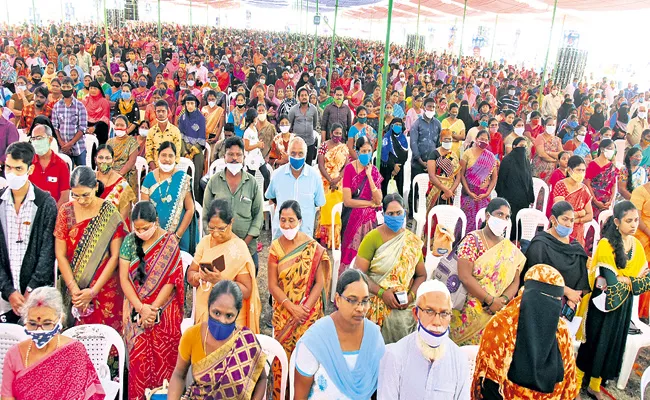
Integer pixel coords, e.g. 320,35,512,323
130,201,158,285
624,147,642,194
601,201,637,271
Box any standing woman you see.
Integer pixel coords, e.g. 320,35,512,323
576,201,650,399
54,166,126,330
106,115,140,191
95,144,137,223
269,115,294,168
547,151,571,217
379,118,408,197
340,136,383,273
178,94,206,199
441,102,466,157
585,139,620,221
317,123,349,248
347,106,377,157
459,129,498,232
617,147,647,203
551,155,593,247
83,81,111,146
268,201,330,400
141,142,198,254
242,108,270,192
532,118,563,183
495,137,534,241
119,201,184,400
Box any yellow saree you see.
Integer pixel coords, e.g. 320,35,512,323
318,142,349,248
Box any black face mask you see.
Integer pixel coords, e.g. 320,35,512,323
66,49,72,55
56,46,62,54
61,89,74,98
32,78,41,84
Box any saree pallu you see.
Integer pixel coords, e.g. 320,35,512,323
421,151,461,243
185,327,266,399
532,136,563,183
122,233,184,400
271,239,330,400
551,180,592,247
202,105,224,137
13,341,104,400
586,161,620,220
450,235,525,346
340,165,383,274
141,170,199,253
54,201,126,330
460,150,496,232
318,143,349,249
366,230,423,344
101,176,136,226
107,136,140,191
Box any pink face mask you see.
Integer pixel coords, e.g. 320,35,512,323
134,223,157,241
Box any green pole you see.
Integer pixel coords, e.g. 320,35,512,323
190,0,193,42
103,0,110,62
415,0,421,58
489,14,498,62
375,0,394,168
326,0,339,95
305,0,309,55
206,0,208,27
538,0,558,104
32,0,36,26
457,0,467,66
313,0,318,62
158,0,162,59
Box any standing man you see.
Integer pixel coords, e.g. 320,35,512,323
0,142,57,323
202,137,263,270
76,44,92,74
627,104,649,147
409,98,441,218
497,85,520,113
28,124,71,208
321,86,351,143
148,52,165,77
288,87,319,165
52,77,87,166
265,137,325,239
19,86,52,130
145,100,182,171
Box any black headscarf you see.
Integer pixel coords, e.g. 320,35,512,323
458,100,474,132
507,273,565,393
495,145,533,209
589,104,605,130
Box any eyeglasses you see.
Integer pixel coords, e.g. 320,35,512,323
207,225,229,233
25,320,57,331
417,306,452,319
29,136,48,142
340,295,371,308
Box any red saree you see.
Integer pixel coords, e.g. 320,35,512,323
551,180,592,247
121,233,184,400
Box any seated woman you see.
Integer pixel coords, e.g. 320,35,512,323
141,141,199,253
585,139,620,221
107,115,140,192
95,144,136,223
522,201,590,312
54,166,126,330
186,198,261,331
1,287,104,400
268,200,330,399
354,193,427,344
450,198,526,346
119,201,185,400
114,83,140,135
167,281,267,400
552,155,594,247
340,136,383,273
546,151,571,217
347,106,377,157
294,269,385,400
269,115,293,168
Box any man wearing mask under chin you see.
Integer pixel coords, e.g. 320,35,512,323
266,137,325,240
378,279,470,399
145,99,182,171
202,137,264,271
0,142,57,323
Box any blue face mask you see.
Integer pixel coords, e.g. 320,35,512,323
554,221,573,238
480,121,488,127
121,92,132,100
568,121,578,129
392,125,403,134
25,321,62,349
384,213,405,232
208,316,237,341
357,117,367,124
358,152,372,166
289,156,305,170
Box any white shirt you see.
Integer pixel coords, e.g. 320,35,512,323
243,126,264,171
188,65,209,85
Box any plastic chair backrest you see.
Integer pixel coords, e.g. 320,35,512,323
179,157,196,187
598,209,614,228
58,153,73,172
289,348,296,400
532,177,549,214
583,220,600,257
84,134,99,167
516,208,549,242
209,159,226,176
256,334,288,400
134,156,149,200
0,324,29,383
411,173,429,217
194,201,203,238
453,184,462,208
62,324,125,400
614,139,626,167
641,364,650,400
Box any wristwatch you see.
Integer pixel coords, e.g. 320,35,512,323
26,287,33,294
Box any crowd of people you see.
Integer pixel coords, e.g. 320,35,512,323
1,20,650,400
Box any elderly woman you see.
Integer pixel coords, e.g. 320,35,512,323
167,281,267,399
354,193,427,343
268,200,330,399
294,269,385,400
472,265,580,399
1,287,104,399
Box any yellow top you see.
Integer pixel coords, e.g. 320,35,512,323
178,323,207,365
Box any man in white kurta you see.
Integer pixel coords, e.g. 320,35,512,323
378,280,470,400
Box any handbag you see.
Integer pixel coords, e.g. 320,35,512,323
145,379,169,400
387,178,398,194
432,233,475,311
431,224,454,257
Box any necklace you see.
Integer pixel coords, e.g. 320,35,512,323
25,334,60,367
157,171,173,203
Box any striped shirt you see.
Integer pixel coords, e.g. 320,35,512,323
52,98,88,156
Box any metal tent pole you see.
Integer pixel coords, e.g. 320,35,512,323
375,0,394,168
326,0,339,94
415,0,421,59
489,14,498,62
538,0,559,104
104,0,111,61
457,0,467,66
313,0,318,62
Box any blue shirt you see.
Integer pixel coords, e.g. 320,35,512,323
409,115,442,163
265,164,326,239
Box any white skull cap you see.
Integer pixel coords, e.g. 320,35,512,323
416,279,451,302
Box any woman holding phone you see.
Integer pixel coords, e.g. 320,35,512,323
187,198,261,333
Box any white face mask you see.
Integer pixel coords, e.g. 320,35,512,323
279,125,290,134
226,162,243,175
576,134,586,143
258,113,267,122
208,100,216,107
424,110,435,119
5,172,29,190
545,125,556,134
417,320,449,348
139,129,149,137
639,111,647,119
280,225,300,240
441,141,453,150
159,162,175,173
260,79,266,85
603,149,615,160
508,90,516,96
114,129,127,137
514,127,525,136
187,80,195,87
487,215,508,236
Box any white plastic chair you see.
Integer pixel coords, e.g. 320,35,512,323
460,345,479,388
641,364,650,400
50,137,59,153
180,251,196,332
194,201,203,238
135,156,149,200
58,152,73,172
425,205,467,277
617,295,650,390
452,183,462,208
209,159,226,176
84,134,99,167
179,157,196,188
532,177,549,214
255,166,274,230
331,202,343,302
0,324,29,384
583,220,600,258
62,324,125,400
614,139,626,168
598,209,613,228
403,152,412,201
289,348,297,400
515,208,549,242
0,177,6,189
411,173,430,237
256,334,288,400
